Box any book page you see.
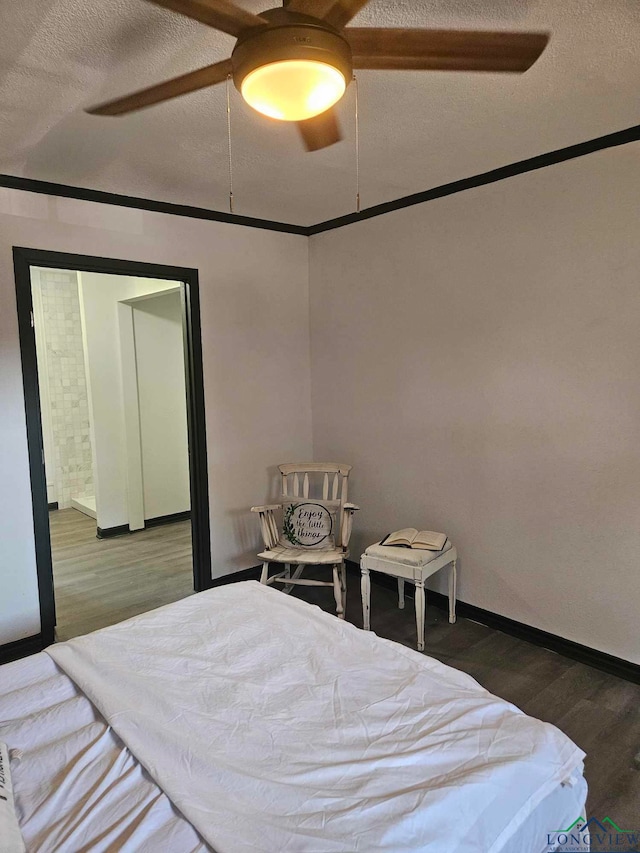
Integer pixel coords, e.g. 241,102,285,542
413,530,447,550
385,528,418,546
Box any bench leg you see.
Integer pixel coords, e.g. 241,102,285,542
260,561,269,584
340,562,347,616
398,577,405,609
361,567,371,631
333,564,345,619
448,559,457,624
415,579,426,651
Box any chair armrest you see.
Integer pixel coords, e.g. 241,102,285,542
250,505,280,549
341,503,360,549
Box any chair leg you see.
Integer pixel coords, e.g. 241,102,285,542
283,563,293,595
361,566,371,631
448,559,457,624
398,577,405,609
340,562,347,615
415,579,426,652
332,564,345,619
285,563,305,593
260,562,269,584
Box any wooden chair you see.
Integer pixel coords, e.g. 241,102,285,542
251,464,359,618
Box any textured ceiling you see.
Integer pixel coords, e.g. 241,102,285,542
1,0,639,225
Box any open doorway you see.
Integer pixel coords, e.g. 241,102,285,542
14,249,211,647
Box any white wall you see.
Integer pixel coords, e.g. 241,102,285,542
4,146,637,662
78,273,181,529
0,189,311,644
309,145,640,665
133,290,190,521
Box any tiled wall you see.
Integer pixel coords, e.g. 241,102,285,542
36,270,94,508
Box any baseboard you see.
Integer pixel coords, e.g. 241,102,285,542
144,510,191,529
0,633,45,665
96,524,130,540
345,562,640,685
209,566,261,588
96,513,192,540
47,501,58,511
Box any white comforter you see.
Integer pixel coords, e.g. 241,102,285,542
47,581,584,853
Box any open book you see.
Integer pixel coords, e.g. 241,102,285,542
380,528,448,551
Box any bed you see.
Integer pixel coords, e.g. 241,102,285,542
1,581,587,853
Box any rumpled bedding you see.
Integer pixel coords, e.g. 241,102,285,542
46,581,585,853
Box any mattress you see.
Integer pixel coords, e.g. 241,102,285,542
0,583,588,853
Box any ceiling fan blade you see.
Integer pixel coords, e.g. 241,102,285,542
347,28,549,72
86,58,233,116
297,108,342,152
324,1,371,28
144,0,266,37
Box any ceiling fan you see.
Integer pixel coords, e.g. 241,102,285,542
86,0,549,152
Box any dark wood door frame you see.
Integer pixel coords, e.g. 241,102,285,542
12,247,212,650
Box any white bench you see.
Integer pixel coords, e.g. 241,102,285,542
360,542,457,651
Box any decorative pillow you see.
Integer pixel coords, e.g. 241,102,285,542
280,499,337,550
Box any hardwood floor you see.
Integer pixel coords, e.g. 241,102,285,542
290,567,640,849
50,508,193,641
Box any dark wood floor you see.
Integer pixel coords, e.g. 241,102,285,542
290,567,640,850
50,508,193,641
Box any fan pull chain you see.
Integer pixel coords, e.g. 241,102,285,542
226,74,234,214
354,74,360,213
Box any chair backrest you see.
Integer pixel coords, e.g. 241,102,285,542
279,463,351,506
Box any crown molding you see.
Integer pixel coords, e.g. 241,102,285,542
0,173,307,235
307,122,640,234
1,122,639,236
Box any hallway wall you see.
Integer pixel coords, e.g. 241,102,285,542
133,290,190,522
78,273,181,530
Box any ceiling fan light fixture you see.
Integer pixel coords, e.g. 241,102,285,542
232,16,353,123
240,59,346,121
